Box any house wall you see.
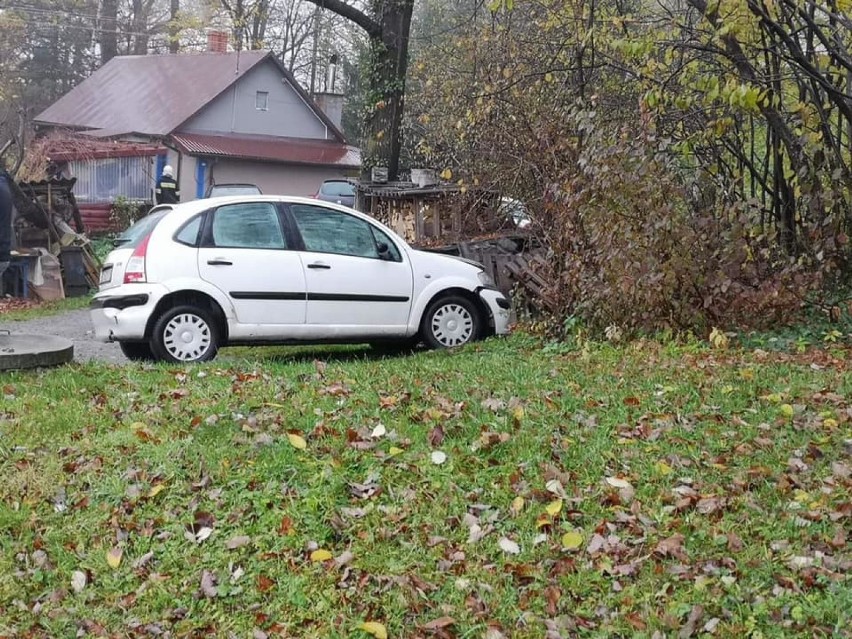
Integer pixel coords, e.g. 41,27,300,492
180,62,331,140
206,158,351,198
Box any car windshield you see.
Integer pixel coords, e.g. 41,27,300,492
208,185,262,197
114,209,170,248
320,181,355,197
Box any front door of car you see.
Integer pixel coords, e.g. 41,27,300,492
285,203,413,331
198,201,306,325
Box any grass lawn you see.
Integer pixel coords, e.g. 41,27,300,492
0,333,849,638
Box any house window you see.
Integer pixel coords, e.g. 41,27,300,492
255,91,269,111
68,156,152,203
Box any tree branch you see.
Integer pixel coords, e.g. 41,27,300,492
303,0,380,39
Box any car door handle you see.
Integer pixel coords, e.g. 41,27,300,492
307,262,331,270
207,259,233,266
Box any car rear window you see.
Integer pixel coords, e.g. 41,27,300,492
117,209,169,248
319,181,355,197
208,185,262,197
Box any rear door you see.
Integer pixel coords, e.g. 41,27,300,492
285,203,413,330
197,201,306,325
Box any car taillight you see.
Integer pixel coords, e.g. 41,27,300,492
123,233,151,284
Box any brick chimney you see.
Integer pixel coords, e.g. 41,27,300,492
207,30,228,53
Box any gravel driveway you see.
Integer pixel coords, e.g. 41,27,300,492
0,309,128,364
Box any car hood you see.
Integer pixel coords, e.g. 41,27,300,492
409,248,484,277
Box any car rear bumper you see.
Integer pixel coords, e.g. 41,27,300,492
478,289,511,335
90,286,164,342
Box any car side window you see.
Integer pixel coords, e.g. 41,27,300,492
174,215,203,246
290,204,384,259
211,203,287,249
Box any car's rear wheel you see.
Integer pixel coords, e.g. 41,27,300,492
119,341,154,361
421,294,481,349
150,305,219,363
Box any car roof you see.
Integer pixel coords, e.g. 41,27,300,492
152,195,408,248
158,195,369,224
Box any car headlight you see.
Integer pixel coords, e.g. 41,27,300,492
477,270,497,289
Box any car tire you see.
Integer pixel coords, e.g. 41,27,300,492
119,341,155,361
421,294,481,349
150,305,219,363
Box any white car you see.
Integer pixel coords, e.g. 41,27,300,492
91,196,511,362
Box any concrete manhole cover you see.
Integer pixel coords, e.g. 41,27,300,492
0,332,74,370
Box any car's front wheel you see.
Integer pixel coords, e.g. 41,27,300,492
421,294,481,349
119,341,154,362
150,305,219,363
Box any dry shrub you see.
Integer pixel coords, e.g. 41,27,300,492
536,130,829,334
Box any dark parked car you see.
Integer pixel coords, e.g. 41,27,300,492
314,179,355,207
205,183,263,198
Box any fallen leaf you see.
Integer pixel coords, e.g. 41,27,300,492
257,574,275,592
335,550,355,567
545,499,563,516
200,570,217,598
226,535,251,550
106,547,123,569
511,496,524,514
431,451,447,465
655,533,687,560
310,549,333,562
422,616,455,631
498,537,520,554
678,604,704,638
71,570,87,593
561,531,583,550
371,424,387,439
287,433,307,450
133,551,154,569
388,446,404,456
655,460,673,476
360,621,388,639
605,476,632,489
148,484,166,498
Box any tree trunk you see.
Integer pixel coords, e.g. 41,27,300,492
169,0,180,54
303,0,414,181
132,0,149,55
100,0,118,65
364,0,414,181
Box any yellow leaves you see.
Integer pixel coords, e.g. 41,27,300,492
779,404,795,419
388,446,404,457
654,460,673,476
544,72,553,83
510,496,524,515
440,168,453,180
148,484,166,499
287,433,307,450
709,327,728,349
545,499,562,517
823,418,838,430
310,549,333,562
561,531,583,550
360,621,388,639
106,547,123,569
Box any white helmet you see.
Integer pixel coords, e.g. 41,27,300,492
162,164,174,177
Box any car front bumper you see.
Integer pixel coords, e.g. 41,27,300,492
90,285,164,342
478,289,511,335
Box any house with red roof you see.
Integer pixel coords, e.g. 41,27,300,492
34,45,359,231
